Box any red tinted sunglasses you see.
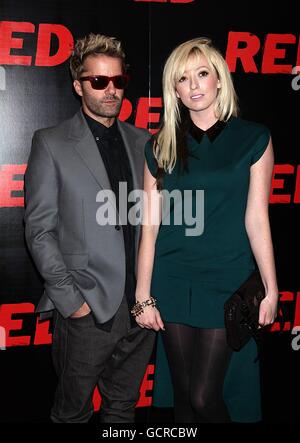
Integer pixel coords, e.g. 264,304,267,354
79,74,129,90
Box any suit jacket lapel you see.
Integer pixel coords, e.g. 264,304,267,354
117,120,144,259
68,110,111,191
117,120,142,192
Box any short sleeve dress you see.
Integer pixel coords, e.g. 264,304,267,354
145,116,270,422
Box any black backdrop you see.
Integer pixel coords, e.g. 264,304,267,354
0,0,299,423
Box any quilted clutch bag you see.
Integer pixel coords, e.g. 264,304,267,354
224,270,265,351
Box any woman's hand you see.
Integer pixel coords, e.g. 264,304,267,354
135,306,165,331
258,294,278,327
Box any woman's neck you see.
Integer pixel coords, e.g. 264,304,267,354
189,111,218,131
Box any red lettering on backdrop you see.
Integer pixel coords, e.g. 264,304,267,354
0,25,298,71
226,32,260,73
136,364,154,407
33,316,52,345
135,97,162,134
270,164,294,204
226,32,299,73
0,303,34,347
297,39,300,68
0,21,34,65
35,24,73,67
271,292,293,332
119,98,133,121
92,387,102,410
0,301,297,346
262,34,296,74
0,21,73,66
293,292,300,327
1,163,300,207
294,165,300,203
0,164,26,207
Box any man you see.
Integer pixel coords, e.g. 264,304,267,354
24,33,155,423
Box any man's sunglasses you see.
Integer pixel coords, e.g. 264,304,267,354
79,74,129,90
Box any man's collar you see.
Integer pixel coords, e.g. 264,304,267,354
83,112,119,139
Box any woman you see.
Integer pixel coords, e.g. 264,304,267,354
133,37,278,422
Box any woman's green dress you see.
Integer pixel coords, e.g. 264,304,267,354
145,116,270,422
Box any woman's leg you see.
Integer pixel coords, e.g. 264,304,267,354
161,322,197,422
190,328,232,423
161,324,232,423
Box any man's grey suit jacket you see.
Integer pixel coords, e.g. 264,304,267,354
24,109,151,323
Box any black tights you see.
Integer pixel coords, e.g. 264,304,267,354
161,323,232,423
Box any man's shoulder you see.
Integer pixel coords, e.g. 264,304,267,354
33,112,79,142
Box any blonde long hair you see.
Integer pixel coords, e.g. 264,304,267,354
155,37,238,173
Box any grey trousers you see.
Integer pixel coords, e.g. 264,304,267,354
50,295,156,423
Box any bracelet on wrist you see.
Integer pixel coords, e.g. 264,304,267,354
131,296,157,318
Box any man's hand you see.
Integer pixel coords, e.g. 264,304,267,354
70,302,91,319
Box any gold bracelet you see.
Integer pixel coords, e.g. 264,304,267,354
131,297,157,317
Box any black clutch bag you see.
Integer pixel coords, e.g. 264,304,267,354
224,270,265,351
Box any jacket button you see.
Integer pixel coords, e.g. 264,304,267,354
115,225,121,231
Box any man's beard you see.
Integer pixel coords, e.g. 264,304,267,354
84,94,123,118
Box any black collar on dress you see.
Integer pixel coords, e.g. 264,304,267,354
189,119,227,143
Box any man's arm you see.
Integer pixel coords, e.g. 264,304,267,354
24,131,85,318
